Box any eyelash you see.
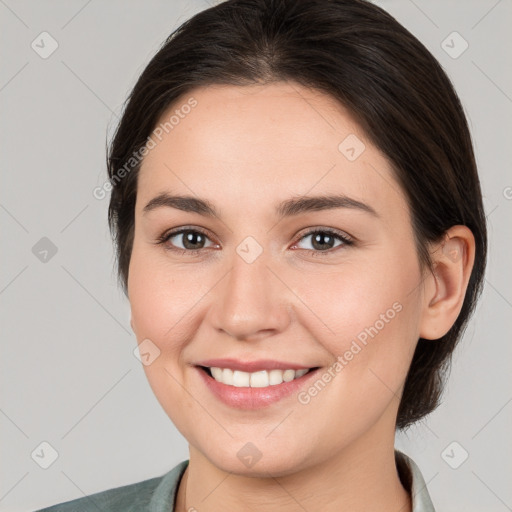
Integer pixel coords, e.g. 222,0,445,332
155,226,354,257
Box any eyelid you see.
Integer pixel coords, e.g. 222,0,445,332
293,226,354,245
155,225,217,249
156,225,355,256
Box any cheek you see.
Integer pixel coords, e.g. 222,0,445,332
128,242,202,344
299,254,418,335
128,247,200,431
291,249,422,387
287,259,421,447
129,232,422,368
126,231,425,466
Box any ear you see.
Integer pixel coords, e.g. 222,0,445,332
419,225,476,340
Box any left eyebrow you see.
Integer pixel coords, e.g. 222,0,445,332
275,194,379,219
142,192,379,219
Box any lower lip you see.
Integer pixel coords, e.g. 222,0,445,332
196,367,320,409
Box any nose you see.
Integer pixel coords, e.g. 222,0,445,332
208,246,292,342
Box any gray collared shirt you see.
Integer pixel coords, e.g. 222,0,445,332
35,449,436,511
396,449,436,511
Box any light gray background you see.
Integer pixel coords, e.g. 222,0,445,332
1,1,511,510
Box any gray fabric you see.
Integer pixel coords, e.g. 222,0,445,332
34,450,435,511
33,461,188,512
396,450,436,511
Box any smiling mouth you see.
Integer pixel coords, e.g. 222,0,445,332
198,366,319,388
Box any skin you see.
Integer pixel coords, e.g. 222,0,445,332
127,81,475,512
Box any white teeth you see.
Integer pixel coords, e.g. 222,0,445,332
210,367,223,381
208,367,311,388
250,370,269,388
232,370,250,387
222,368,234,385
282,369,295,382
268,369,284,385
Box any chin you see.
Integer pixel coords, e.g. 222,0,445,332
200,441,313,478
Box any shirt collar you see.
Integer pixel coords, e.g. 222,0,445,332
395,449,437,511
149,451,436,511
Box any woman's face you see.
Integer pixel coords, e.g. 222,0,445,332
128,81,426,476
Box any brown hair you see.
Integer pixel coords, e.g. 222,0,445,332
106,0,487,430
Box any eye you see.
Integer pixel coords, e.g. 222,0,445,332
155,226,354,257
291,228,354,256
155,227,217,256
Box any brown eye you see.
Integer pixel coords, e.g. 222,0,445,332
156,227,217,255
171,230,208,250
292,229,354,256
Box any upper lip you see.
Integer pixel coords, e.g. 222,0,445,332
194,358,316,372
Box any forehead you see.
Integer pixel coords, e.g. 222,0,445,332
136,82,408,220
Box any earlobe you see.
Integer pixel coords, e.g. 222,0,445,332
419,226,476,340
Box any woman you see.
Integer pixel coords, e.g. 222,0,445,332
36,0,487,510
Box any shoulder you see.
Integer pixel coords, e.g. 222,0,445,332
395,449,437,512
33,460,189,512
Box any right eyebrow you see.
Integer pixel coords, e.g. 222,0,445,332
142,192,379,219
143,193,217,217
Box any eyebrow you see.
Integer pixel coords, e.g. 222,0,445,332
142,192,378,219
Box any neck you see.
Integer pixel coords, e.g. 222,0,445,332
175,427,411,512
